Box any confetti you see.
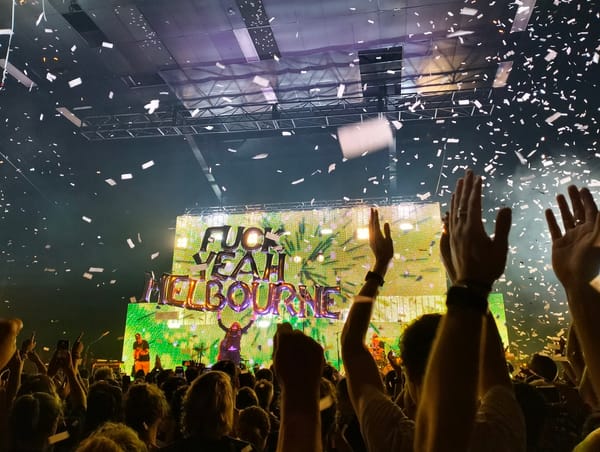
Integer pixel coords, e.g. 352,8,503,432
141,160,155,170
82,272,93,280
151,252,160,260
105,178,117,186
68,77,82,88
121,173,133,180
82,216,92,223
338,118,394,159
101,41,114,49
88,267,104,273
291,178,305,185
126,239,135,249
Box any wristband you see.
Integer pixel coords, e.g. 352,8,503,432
365,271,384,287
446,286,489,315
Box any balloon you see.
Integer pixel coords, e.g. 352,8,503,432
262,252,286,282
204,279,226,312
139,271,158,302
297,284,322,318
162,274,191,308
252,281,272,315
320,286,341,320
227,281,252,312
272,283,297,317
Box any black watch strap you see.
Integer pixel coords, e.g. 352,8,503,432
446,286,489,315
365,271,384,287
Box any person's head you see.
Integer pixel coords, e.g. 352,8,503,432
212,360,239,388
9,392,63,451
528,353,558,382
400,313,442,401
123,382,169,442
239,370,256,389
230,322,241,332
254,379,274,411
17,373,59,400
182,370,235,439
254,368,273,383
135,333,142,344
84,422,148,452
93,366,116,383
84,380,123,434
236,386,259,410
75,436,123,452
238,406,271,452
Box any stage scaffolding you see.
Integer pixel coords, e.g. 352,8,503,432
79,88,494,141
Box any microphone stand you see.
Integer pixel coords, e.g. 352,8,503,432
83,331,110,374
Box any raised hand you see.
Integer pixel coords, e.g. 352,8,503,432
545,185,600,288
449,170,512,288
273,323,324,391
440,212,457,284
369,208,393,266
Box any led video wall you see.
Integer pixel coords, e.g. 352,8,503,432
121,203,508,371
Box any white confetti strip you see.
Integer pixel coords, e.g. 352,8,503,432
151,252,160,260
82,272,93,280
68,77,82,88
101,41,114,49
121,173,133,180
88,267,104,273
126,238,135,249
82,216,92,223
141,160,154,169
105,178,117,186
291,178,305,185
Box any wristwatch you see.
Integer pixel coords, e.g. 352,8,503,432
446,285,489,314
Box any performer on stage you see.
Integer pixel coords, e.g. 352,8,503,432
133,332,150,375
217,311,255,366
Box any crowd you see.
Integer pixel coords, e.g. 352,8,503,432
1,169,600,451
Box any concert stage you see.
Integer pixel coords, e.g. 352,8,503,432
121,201,508,372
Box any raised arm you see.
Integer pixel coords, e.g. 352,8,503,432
217,311,228,332
416,170,512,452
341,208,393,412
274,323,324,452
241,315,256,334
0,318,22,370
545,185,600,398
441,210,512,398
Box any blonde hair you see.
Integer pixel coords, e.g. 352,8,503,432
182,371,234,438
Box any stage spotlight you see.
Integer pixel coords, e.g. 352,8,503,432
293,255,302,263
176,237,188,248
356,228,369,240
246,231,259,247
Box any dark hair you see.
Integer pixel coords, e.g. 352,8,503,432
529,354,558,382
212,360,239,387
182,371,234,438
254,379,274,411
254,368,273,382
239,371,256,389
123,383,169,436
236,386,259,410
84,381,123,434
400,314,442,384
238,406,271,451
9,392,63,451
